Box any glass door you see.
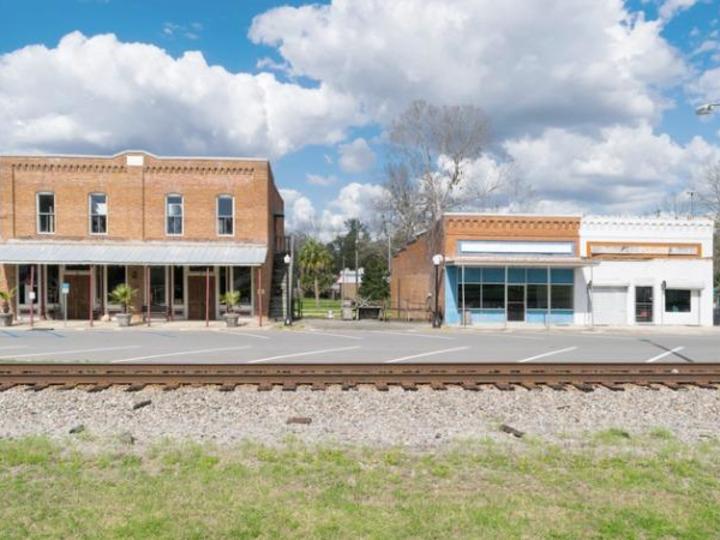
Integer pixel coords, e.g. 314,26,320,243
507,285,525,322
635,286,653,323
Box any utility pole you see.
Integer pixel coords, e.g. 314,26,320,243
354,232,359,300
688,190,695,217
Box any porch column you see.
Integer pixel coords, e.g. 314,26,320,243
168,266,173,321
546,266,551,329
257,266,263,327
89,265,94,327
40,265,46,320
461,264,466,327
205,267,210,327
145,265,151,327
29,265,35,328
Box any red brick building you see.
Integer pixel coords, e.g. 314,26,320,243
0,151,286,322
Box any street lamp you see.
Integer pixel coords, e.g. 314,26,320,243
283,253,292,326
695,103,720,116
432,254,444,328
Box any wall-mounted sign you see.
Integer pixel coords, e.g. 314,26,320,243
589,244,699,257
458,240,575,256
61,282,70,295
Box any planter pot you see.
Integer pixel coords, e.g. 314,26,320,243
223,312,240,327
0,312,13,327
116,313,132,327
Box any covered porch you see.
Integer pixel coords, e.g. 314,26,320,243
0,241,267,323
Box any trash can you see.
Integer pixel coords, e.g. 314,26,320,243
341,300,354,321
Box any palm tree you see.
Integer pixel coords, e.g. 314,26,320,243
0,288,15,314
109,283,137,314
298,239,334,307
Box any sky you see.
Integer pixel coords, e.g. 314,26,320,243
2,0,720,240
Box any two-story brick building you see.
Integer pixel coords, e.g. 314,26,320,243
0,151,285,322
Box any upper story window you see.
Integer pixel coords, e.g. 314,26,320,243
166,194,183,235
217,195,234,236
37,193,55,234
89,193,107,234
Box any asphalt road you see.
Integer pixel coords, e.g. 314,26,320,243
0,325,717,364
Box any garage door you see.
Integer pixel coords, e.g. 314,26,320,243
592,286,628,325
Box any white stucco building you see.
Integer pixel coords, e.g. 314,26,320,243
576,216,715,327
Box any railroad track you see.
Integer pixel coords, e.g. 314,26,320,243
1,362,720,392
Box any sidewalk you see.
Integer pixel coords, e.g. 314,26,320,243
4,317,271,332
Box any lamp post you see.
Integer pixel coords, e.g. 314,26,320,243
283,253,292,326
432,254,443,328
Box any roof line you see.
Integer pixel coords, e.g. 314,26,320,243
0,150,270,162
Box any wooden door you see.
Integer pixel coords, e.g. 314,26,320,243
188,275,215,320
66,275,90,319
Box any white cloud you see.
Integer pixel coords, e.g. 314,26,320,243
281,183,387,241
306,174,337,186
500,123,720,213
338,137,376,173
250,0,686,136
658,0,698,22
0,31,365,157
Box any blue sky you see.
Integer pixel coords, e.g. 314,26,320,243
1,0,720,239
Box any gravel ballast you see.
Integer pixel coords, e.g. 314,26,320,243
0,385,718,448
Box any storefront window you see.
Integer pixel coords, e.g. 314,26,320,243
551,285,573,309
457,283,481,308
481,284,504,309
233,267,253,305
106,266,126,302
527,284,548,309
665,289,690,312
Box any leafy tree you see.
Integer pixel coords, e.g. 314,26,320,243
359,255,389,302
298,239,335,307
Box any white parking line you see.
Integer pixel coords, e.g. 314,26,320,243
0,345,29,351
385,346,470,363
517,346,577,363
645,346,684,363
370,330,453,340
0,345,140,359
216,331,270,340
246,346,361,364
112,345,252,363
290,330,362,340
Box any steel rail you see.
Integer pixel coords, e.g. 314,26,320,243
0,363,719,390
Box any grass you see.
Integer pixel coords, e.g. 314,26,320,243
1,435,720,539
299,297,342,318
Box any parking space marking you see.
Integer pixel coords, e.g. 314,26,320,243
0,345,29,351
385,346,470,363
290,330,362,340
0,345,140,359
215,331,270,340
247,346,361,364
645,346,685,363
518,346,577,363
112,345,252,363
370,330,453,340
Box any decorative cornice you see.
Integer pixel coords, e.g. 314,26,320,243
10,163,126,173
144,165,255,175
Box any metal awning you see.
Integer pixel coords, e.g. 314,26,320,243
0,241,268,266
446,256,593,267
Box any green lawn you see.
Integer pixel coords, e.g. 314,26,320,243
1,433,720,538
299,297,342,318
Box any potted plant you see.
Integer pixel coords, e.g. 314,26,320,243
109,283,136,327
220,291,241,327
0,288,15,327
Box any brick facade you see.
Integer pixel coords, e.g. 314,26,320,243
0,152,284,319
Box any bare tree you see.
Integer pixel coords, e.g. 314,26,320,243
699,162,720,218
380,100,507,252
698,163,720,287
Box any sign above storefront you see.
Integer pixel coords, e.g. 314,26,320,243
458,240,575,256
589,244,699,257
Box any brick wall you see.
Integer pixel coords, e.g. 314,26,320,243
390,234,435,320
0,152,283,316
